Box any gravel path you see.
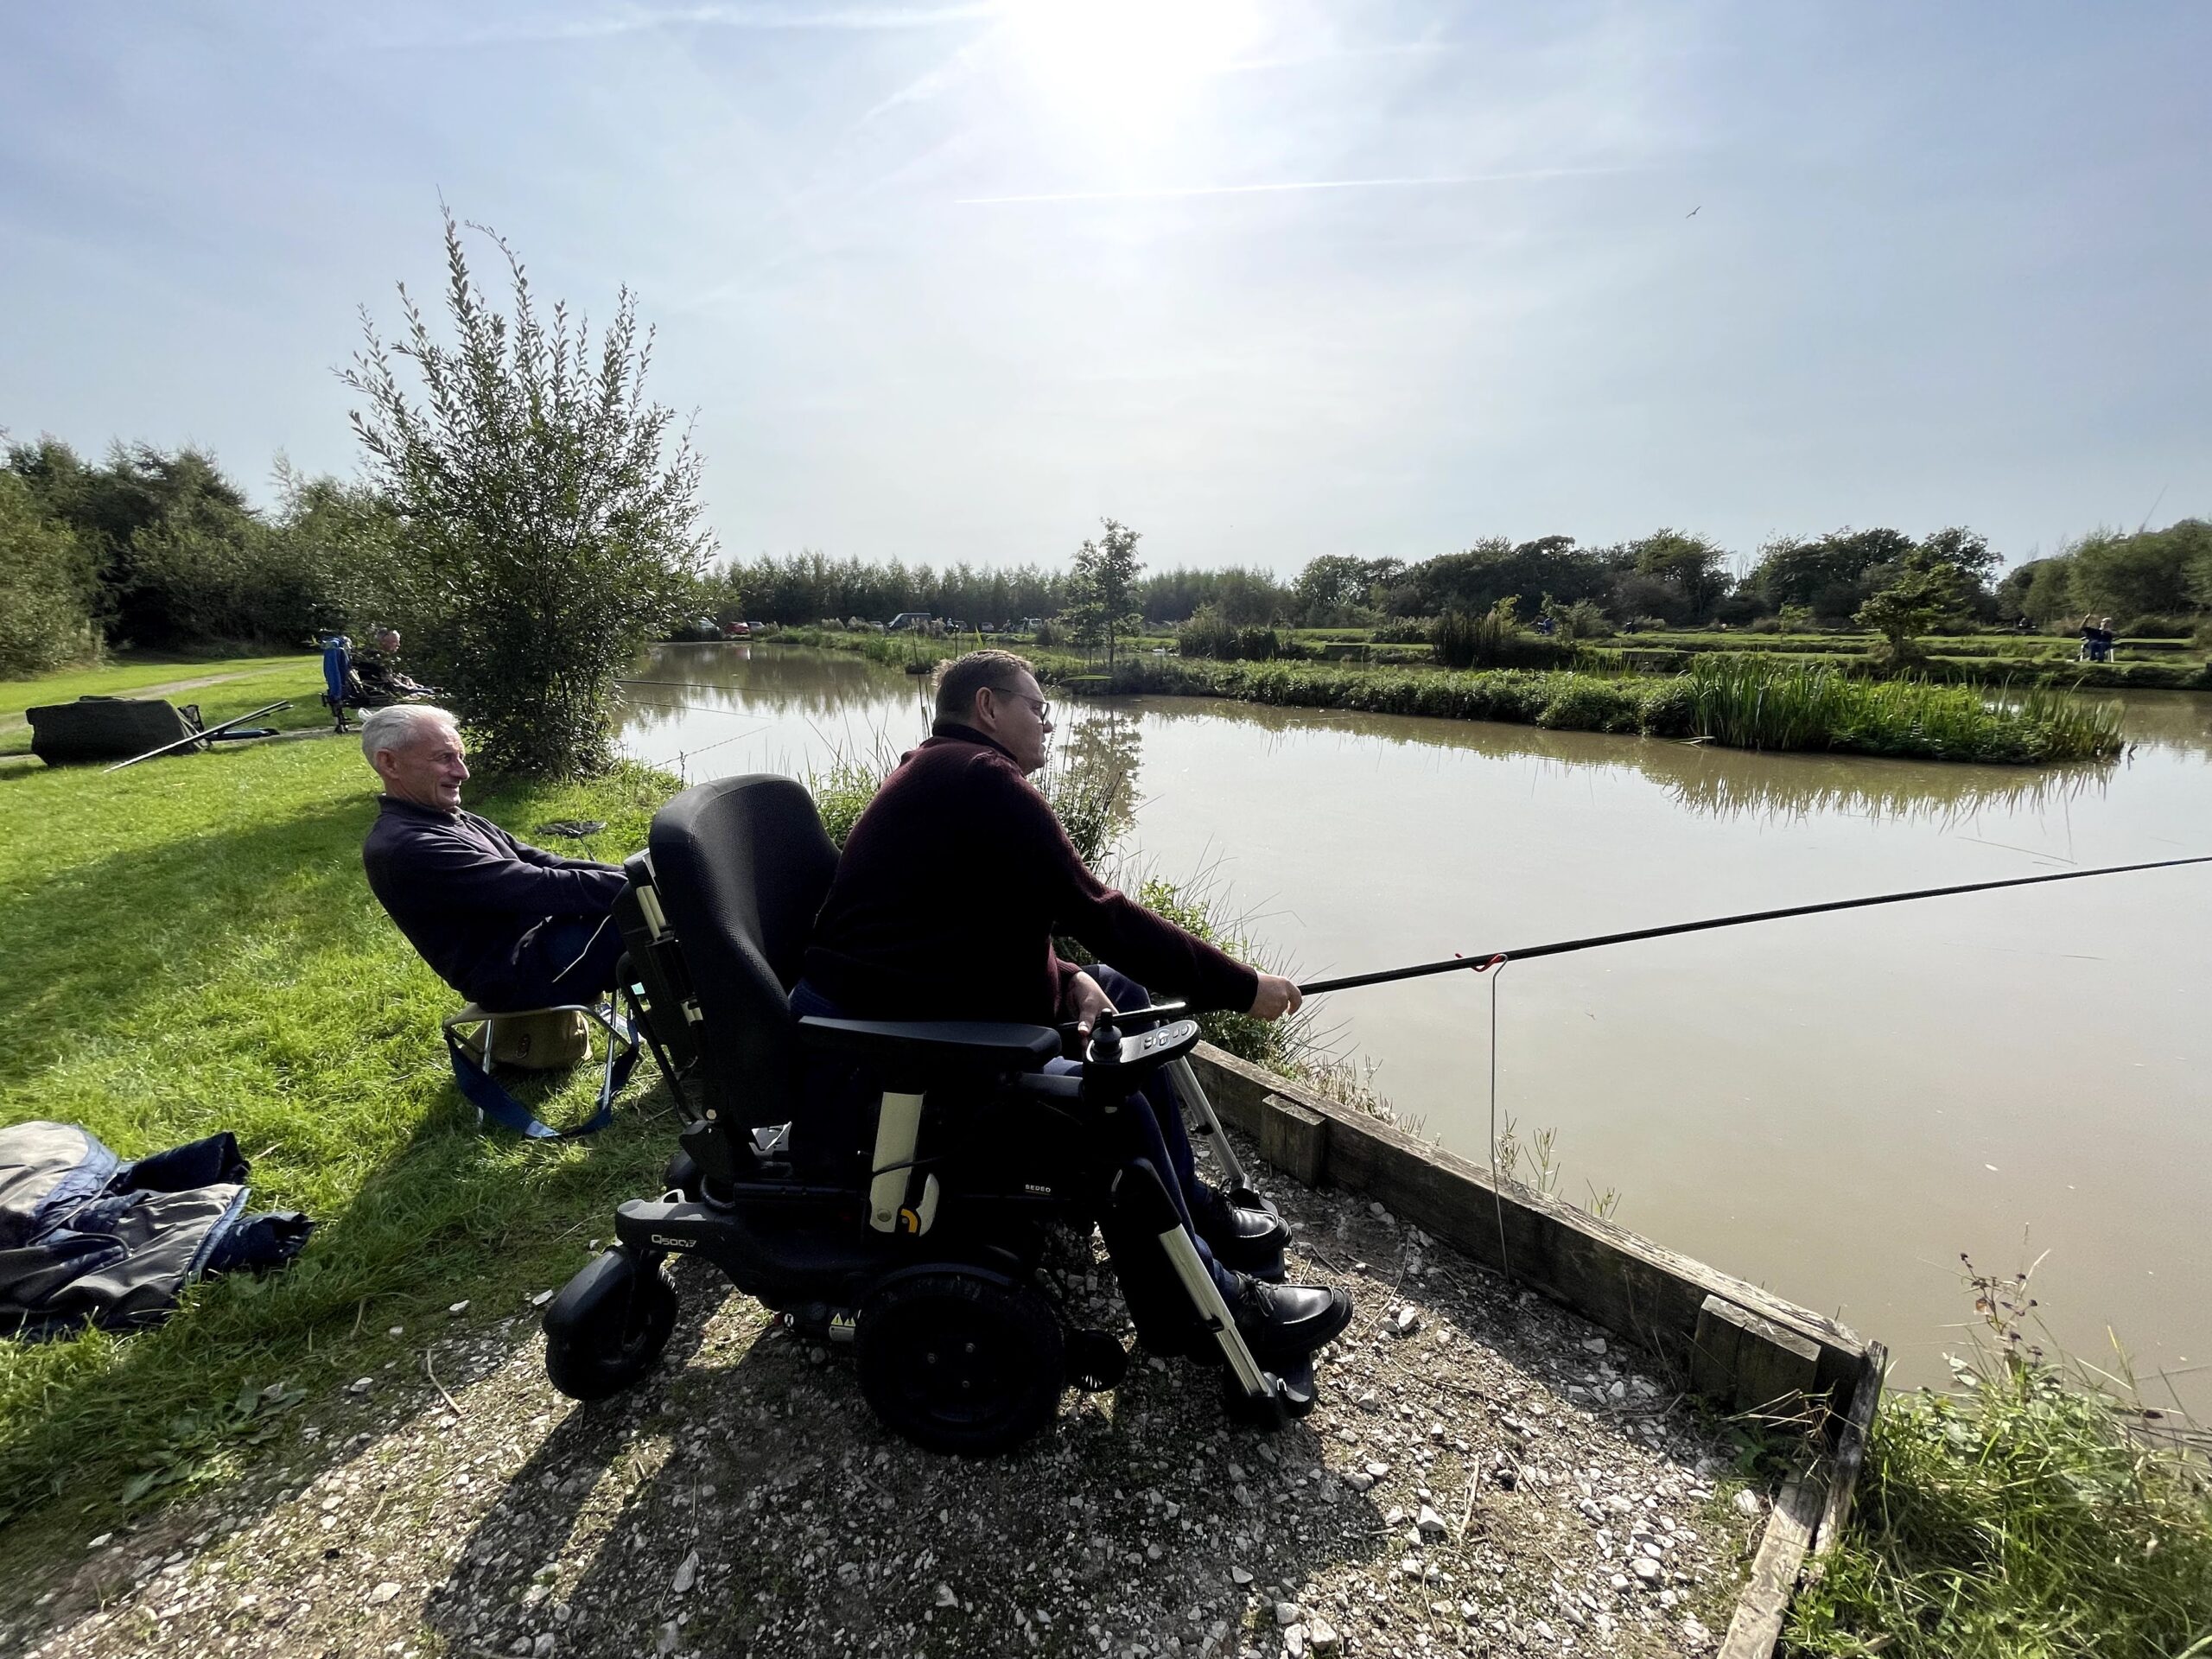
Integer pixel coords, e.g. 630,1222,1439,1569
5,1143,1765,1658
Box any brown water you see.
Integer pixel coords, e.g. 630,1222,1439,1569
620,644,2212,1405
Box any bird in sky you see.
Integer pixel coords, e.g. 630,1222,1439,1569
1686,205,1701,218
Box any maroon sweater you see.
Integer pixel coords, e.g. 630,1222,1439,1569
803,724,1259,1023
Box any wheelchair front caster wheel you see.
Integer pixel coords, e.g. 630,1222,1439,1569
543,1246,678,1402
856,1273,1064,1455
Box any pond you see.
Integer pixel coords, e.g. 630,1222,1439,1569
619,643,2212,1407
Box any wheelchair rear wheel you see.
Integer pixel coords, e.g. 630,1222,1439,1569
543,1246,679,1402
855,1273,1065,1455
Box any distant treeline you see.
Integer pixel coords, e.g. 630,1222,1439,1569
715,521,2210,638
4,431,2207,679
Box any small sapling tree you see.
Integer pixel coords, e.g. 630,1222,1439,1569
1063,518,1145,671
344,211,714,776
1856,550,1972,672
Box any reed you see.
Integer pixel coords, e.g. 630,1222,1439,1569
1684,658,2125,763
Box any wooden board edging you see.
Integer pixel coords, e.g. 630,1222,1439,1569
1719,1467,1827,1659
1188,1044,1872,1408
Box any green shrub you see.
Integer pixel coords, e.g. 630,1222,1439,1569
342,212,712,777
1176,604,1241,659
0,474,98,675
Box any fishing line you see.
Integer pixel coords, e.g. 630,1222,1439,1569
1299,853,2212,997
553,912,616,982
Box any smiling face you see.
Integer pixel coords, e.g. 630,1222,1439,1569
972,668,1055,774
373,717,468,811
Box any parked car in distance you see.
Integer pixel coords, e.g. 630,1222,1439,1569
887,611,933,632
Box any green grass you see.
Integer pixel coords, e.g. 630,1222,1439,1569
1684,658,2126,763
1789,1356,2212,1657
0,728,679,1536
2,650,332,756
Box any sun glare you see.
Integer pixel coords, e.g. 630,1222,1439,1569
1001,0,1262,143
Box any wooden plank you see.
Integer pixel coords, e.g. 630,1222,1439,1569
1189,1044,1869,1402
1719,1466,1827,1659
1256,1093,1328,1186
1694,1293,1821,1414
1812,1342,1888,1564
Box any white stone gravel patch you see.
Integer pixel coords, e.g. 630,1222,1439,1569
3,1133,1766,1658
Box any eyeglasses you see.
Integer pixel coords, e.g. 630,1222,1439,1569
992,687,1052,721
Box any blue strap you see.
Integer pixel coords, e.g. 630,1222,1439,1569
444,1009,640,1140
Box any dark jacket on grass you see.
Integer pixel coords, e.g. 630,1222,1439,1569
802,722,1258,1023
363,797,625,1009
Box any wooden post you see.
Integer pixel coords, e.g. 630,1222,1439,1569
1256,1093,1327,1186
1811,1342,1888,1568
1693,1294,1821,1414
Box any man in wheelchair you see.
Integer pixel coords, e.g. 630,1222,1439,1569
793,651,1350,1361
545,653,1351,1452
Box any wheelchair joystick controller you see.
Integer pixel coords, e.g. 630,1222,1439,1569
1085,1013,1122,1067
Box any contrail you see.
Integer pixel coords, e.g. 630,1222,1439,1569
953,168,1636,207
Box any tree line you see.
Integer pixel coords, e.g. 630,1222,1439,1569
713,520,2210,639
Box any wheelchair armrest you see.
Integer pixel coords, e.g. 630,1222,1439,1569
797,1014,1062,1077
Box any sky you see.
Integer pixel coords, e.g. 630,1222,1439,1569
3,1,2207,576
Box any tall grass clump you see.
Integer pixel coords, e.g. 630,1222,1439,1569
1687,658,2123,763
1789,1264,2212,1659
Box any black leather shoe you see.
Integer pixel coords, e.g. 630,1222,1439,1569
1190,1186,1292,1274
1231,1276,1353,1359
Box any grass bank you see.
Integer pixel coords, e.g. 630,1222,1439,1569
772,627,2127,764
2,650,332,757
1788,1278,2212,1658
0,725,678,1533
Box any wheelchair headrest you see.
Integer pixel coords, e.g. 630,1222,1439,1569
645,775,841,1121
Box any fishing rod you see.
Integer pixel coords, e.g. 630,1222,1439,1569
1297,854,2212,996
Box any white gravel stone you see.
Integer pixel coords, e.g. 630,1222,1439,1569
1416,1505,1446,1539
1307,1616,1338,1654
1734,1489,1764,1516
672,1550,699,1594
1630,1557,1662,1585
366,1581,402,1605
1274,1601,1301,1627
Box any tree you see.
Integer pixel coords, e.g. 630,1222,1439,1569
1622,528,1731,622
343,212,714,776
1855,550,1971,670
0,472,98,674
1291,554,1372,623
1062,518,1145,671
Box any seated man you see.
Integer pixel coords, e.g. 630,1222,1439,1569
359,705,626,1012
354,628,431,702
796,648,1352,1363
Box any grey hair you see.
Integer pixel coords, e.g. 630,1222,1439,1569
360,703,458,766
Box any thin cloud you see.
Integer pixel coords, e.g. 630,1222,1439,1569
953,168,1639,207
447,4,988,45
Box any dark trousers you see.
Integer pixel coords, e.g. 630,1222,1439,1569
788,966,1238,1308
486,915,626,1012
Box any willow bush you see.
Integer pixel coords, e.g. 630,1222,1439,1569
344,211,713,777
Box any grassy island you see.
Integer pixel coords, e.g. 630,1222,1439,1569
772,628,2129,765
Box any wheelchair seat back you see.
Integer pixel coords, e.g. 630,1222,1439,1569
645,774,840,1133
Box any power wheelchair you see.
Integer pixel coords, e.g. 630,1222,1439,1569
540,774,1323,1454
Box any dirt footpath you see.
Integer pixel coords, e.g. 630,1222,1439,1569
5,1157,1766,1659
